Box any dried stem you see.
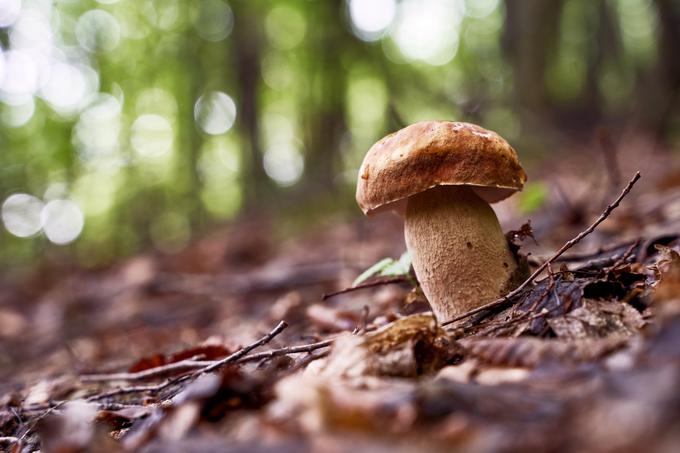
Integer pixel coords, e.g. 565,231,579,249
442,171,641,327
87,321,288,399
235,338,334,364
80,324,334,388
81,338,334,384
198,320,288,374
322,276,409,300
81,355,209,383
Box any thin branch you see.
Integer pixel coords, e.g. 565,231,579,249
87,321,288,400
18,401,67,441
80,355,209,383
609,239,640,269
193,320,288,374
477,308,550,336
536,238,639,263
81,338,334,383
86,383,169,401
322,276,408,300
442,171,641,327
235,338,333,364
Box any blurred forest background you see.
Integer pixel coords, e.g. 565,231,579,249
0,0,679,270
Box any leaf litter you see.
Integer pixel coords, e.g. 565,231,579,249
2,168,680,452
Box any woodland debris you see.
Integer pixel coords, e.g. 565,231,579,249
318,314,453,378
459,337,628,368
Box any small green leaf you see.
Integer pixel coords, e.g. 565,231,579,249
381,250,412,276
352,251,413,286
353,257,394,286
518,182,548,214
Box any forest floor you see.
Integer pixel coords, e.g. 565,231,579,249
2,138,680,452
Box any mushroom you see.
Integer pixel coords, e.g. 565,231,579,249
356,121,527,322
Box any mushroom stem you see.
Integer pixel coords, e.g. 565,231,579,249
404,185,517,322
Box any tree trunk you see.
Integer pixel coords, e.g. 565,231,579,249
231,1,271,209
301,0,347,194
502,0,564,131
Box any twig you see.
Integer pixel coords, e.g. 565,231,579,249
236,339,333,364
165,320,289,387
533,239,640,264
196,320,287,373
18,401,67,441
442,171,641,327
289,350,330,371
322,276,408,300
477,308,550,336
88,321,288,400
609,239,640,269
83,337,335,384
86,383,169,401
80,355,209,383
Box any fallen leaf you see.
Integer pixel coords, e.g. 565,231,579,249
459,337,627,368
548,299,645,339
321,314,454,378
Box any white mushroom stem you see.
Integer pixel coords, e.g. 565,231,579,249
404,185,517,322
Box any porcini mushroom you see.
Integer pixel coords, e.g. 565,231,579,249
356,121,527,322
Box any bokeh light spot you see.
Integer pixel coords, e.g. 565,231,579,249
0,48,5,85
263,142,304,187
76,9,121,53
1,193,43,238
1,95,34,127
194,91,237,135
348,0,396,41
72,170,120,217
74,94,122,160
40,62,89,115
262,53,293,90
265,5,306,50
390,0,465,65
464,0,498,19
135,87,177,117
131,114,174,158
0,0,22,28
41,199,85,245
9,9,53,55
196,0,233,42
198,136,242,218
0,50,39,100
144,0,182,31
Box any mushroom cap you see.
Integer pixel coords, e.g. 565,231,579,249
356,120,527,215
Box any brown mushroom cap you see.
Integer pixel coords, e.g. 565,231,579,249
356,121,527,215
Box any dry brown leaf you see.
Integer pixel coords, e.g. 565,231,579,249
128,343,233,373
652,245,680,317
548,299,645,339
270,374,417,434
321,314,453,378
459,337,627,368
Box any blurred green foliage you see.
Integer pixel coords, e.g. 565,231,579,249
0,0,677,267
518,182,549,215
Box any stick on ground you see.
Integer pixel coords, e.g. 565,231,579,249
442,171,641,327
322,276,409,300
81,338,334,383
87,320,289,400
